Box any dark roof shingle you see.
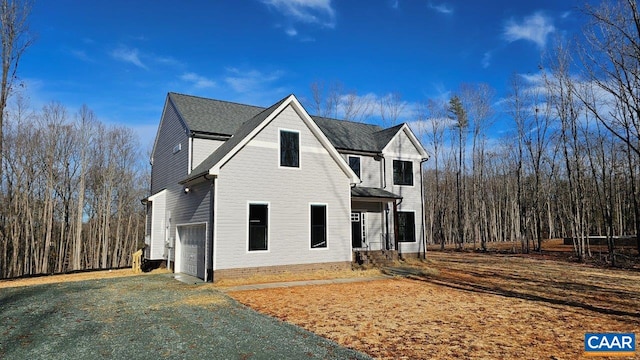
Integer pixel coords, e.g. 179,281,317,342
351,186,402,199
169,92,400,153
169,92,264,135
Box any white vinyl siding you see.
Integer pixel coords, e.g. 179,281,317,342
192,138,224,171
214,105,352,270
342,153,381,187
384,130,425,254
147,190,167,260
149,100,213,266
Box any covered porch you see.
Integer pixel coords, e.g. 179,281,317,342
350,186,402,255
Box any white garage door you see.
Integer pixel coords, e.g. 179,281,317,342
178,224,206,279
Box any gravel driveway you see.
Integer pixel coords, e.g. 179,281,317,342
0,274,370,360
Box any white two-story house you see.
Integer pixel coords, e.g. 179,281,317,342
144,92,428,281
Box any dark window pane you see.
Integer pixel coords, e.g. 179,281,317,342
249,204,268,251
348,156,361,178
398,211,415,242
311,205,327,248
280,130,299,167
393,160,413,186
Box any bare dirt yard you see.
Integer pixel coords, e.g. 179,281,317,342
229,251,640,359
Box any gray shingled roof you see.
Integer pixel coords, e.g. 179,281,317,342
312,116,388,153
168,92,400,153
167,92,416,183
351,186,402,199
169,92,264,135
374,124,404,150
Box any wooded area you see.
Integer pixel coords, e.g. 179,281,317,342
307,1,640,265
0,97,147,278
419,0,640,264
1,0,638,278
0,0,147,279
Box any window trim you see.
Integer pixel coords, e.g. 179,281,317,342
247,202,270,253
278,128,301,169
347,155,361,179
393,159,414,186
310,203,328,250
397,210,416,243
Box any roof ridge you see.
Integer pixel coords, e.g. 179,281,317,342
311,116,384,133
373,123,405,134
311,114,380,127
168,92,266,110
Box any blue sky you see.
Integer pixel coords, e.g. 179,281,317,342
20,0,589,150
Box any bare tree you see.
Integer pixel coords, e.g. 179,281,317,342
342,91,374,122
416,99,449,249
309,80,374,121
459,83,495,250
379,92,406,127
448,95,468,249
0,0,32,180
580,0,640,252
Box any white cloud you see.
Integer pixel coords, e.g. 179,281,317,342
504,12,555,48
391,0,399,9
482,52,492,68
285,27,298,36
428,2,453,14
156,56,183,67
70,49,92,62
519,72,544,85
180,72,216,89
224,68,284,93
110,46,147,69
261,0,336,28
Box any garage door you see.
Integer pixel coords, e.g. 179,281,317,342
178,224,206,279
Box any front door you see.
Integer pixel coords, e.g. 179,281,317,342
351,212,363,248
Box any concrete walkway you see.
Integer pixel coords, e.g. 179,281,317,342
219,275,390,292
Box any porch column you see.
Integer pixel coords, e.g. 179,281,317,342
393,201,399,252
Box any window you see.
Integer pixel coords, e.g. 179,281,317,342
310,205,327,248
348,156,361,178
393,160,413,186
397,211,415,242
249,204,268,251
280,130,299,167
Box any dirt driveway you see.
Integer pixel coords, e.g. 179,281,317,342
0,273,370,360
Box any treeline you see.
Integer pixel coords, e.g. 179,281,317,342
0,97,147,278
305,1,639,264
417,0,640,264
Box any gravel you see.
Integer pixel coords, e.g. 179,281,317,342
0,274,370,360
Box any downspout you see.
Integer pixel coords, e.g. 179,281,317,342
205,174,215,282
385,204,390,250
393,198,403,253
420,158,429,260
380,153,387,189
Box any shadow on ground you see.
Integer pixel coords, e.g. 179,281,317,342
0,274,370,360
384,254,640,322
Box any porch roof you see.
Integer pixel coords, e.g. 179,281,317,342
350,186,402,200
